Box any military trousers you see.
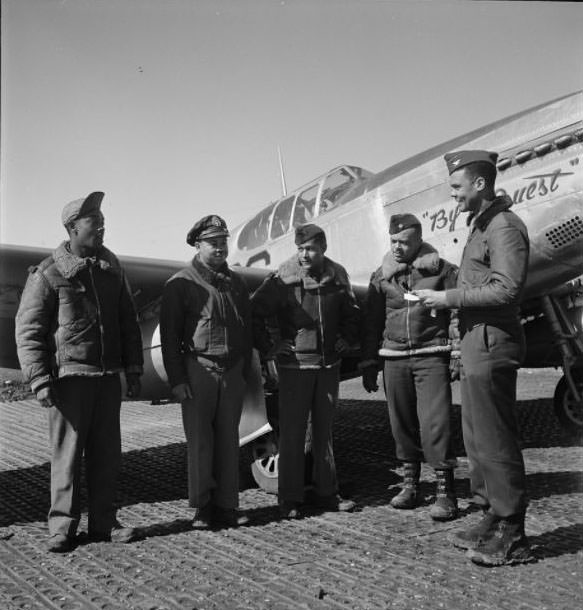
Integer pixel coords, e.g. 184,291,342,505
278,366,340,503
181,357,245,510
383,354,456,470
47,375,122,537
460,323,527,517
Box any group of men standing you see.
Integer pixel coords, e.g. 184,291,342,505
14,149,532,567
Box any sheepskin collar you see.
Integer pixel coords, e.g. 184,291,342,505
53,241,118,279
277,255,350,289
381,241,440,281
468,194,513,229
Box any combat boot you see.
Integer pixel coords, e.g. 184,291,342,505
429,469,458,521
468,513,534,566
450,511,497,550
390,462,420,510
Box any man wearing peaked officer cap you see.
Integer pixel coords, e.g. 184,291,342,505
415,150,532,567
186,214,230,245
361,211,460,522
251,222,360,518
15,191,143,552
160,213,252,529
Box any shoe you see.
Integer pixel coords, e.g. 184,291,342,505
310,493,356,512
47,533,75,553
467,515,534,566
279,501,301,519
88,521,140,544
450,512,498,550
191,503,213,530
390,462,420,510
212,507,250,528
429,470,458,521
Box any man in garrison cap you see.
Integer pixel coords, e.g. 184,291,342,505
15,192,143,553
251,223,360,518
159,214,252,529
360,213,460,522
416,150,532,566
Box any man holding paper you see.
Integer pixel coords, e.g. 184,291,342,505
360,213,460,521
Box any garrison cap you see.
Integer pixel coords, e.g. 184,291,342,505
186,214,229,246
444,150,499,175
61,191,104,226
295,223,326,246
389,213,421,235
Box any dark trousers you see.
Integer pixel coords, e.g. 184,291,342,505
181,357,246,509
47,375,122,536
278,366,340,503
383,354,455,469
460,323,527,517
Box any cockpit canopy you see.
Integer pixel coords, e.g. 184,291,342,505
237,165,372,251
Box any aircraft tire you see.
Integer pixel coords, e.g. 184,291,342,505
553,372,583,435
249,433,279,494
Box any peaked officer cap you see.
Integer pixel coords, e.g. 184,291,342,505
389,213,421,235
294,223,326,246
444,150,499,175
61,192,104,226
186,214,229,246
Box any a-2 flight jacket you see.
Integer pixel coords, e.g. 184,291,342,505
445,196,529,331
159,255,252,389
361,242,459,366
251,255,360,369
15,242,144,393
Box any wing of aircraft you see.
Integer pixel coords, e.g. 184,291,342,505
230,90,583,434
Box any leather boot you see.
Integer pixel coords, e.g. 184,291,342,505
468,513,534,566
450,510,497,550
390,462,420,509
429,469,458,521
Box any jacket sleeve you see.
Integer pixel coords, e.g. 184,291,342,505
446,218,529,309
250,274,284,359
159,278,190,389
15,269,57,393
338,280,361,348
118,271,144,375
360,271,385,366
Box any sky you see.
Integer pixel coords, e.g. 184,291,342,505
1,0,582,262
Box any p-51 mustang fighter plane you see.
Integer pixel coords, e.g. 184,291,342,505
1,91,582,492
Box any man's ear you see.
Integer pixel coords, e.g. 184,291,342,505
474,176,486,192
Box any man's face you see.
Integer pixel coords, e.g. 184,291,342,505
390,227,422,264
297,238,326,272
72,211,105,251
449,168,481,213
197,236,228,270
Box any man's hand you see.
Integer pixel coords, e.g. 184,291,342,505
36,386,57,408
362,366,379,393
414,289,449,311
334,337,351,355
126,373,141,399
449,356,461,382
267,340,295,359
172,383,193,403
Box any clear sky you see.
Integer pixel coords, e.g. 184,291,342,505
1,0,582,261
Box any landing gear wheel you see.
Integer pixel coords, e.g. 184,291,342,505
249,434,279,494
553,373,583,435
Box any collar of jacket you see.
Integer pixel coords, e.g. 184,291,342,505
192,254,232,286
381,241,440,281
53,241,117,279
467,194,513,230
277,254,350,289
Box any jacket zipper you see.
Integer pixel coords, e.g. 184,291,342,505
88,266,105,371
406,270,412,349
317,286,325,365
